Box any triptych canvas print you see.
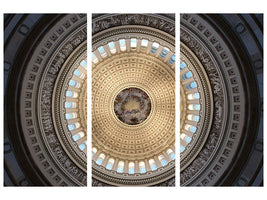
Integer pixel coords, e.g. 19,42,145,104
3,13,263,187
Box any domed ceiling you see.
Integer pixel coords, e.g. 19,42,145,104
92,14,176,186
4,14,87,186
4,13,263,187
180,14,263,186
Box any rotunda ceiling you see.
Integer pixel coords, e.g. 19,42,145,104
180,14,263,186
92,14,176,186
5,14,87,186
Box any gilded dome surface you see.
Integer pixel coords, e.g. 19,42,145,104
92,14,176,186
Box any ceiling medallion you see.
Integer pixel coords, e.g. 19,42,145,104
114,87,151,125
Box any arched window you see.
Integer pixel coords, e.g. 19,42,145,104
185,124,197,133
180,61,186,70
158,155,167,166
98,46,107,58
65,102,77,108
66,91,72,97
119,39,126,51
187,114,200,122
72,131,85,141
149,159,157,171
96,153,105,165
92,53,98,64
128,162,134,174
186,81,197,89
74,69,80,76
117,161,124,173
66,90,78,98
68,122,80,131
141,39,148,47
188,104,200,111
66,112,77,120
169,54,175,64
79,142,86,151
130,38,137,48
106,158,114,170
167,149,175,160
160,47,169,58
139,162,146,173
187,92,200,100
151,42,159,53
108,42,116,54
70,80,80,88
80,60,87,68
74,69,85,79
92,147,97,157
182,71,193,80
181,133,192,144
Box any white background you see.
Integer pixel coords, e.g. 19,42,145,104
0,0,266,199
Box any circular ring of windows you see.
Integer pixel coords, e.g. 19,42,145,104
180,43,213,170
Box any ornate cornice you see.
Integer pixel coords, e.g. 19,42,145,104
92,14,175,37
180,14,246,186
18,14,87,186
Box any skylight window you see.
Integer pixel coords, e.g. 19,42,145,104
119,39,126,51
72,132,84,142
158,155,167,166
117,161,124,173
98,46,107,58
72,134,79,141
130,38,137,48
149,159,157,171
79,143,86,151
160,47,169,58
65,102,71,108
182,71,193,80
180,62,186,70
193,116,200,121
141,39,148,47
167,149,175,160
96,154,105,165
92,53,98,64
139,162,146,173
185,136,192,143
68,124,75,131
80,60,87,67
186,82,197,89
187,92,200,100
66,91,72,97
151,42,159,53
65,112,77,119
169,54,175,64
108,42,116,54
74,69,80,76
128,162,134,174
106,158,114,170
92,147,97,156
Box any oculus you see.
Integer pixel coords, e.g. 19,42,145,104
114,87,151,125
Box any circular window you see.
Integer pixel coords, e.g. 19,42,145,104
114,87,151,125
